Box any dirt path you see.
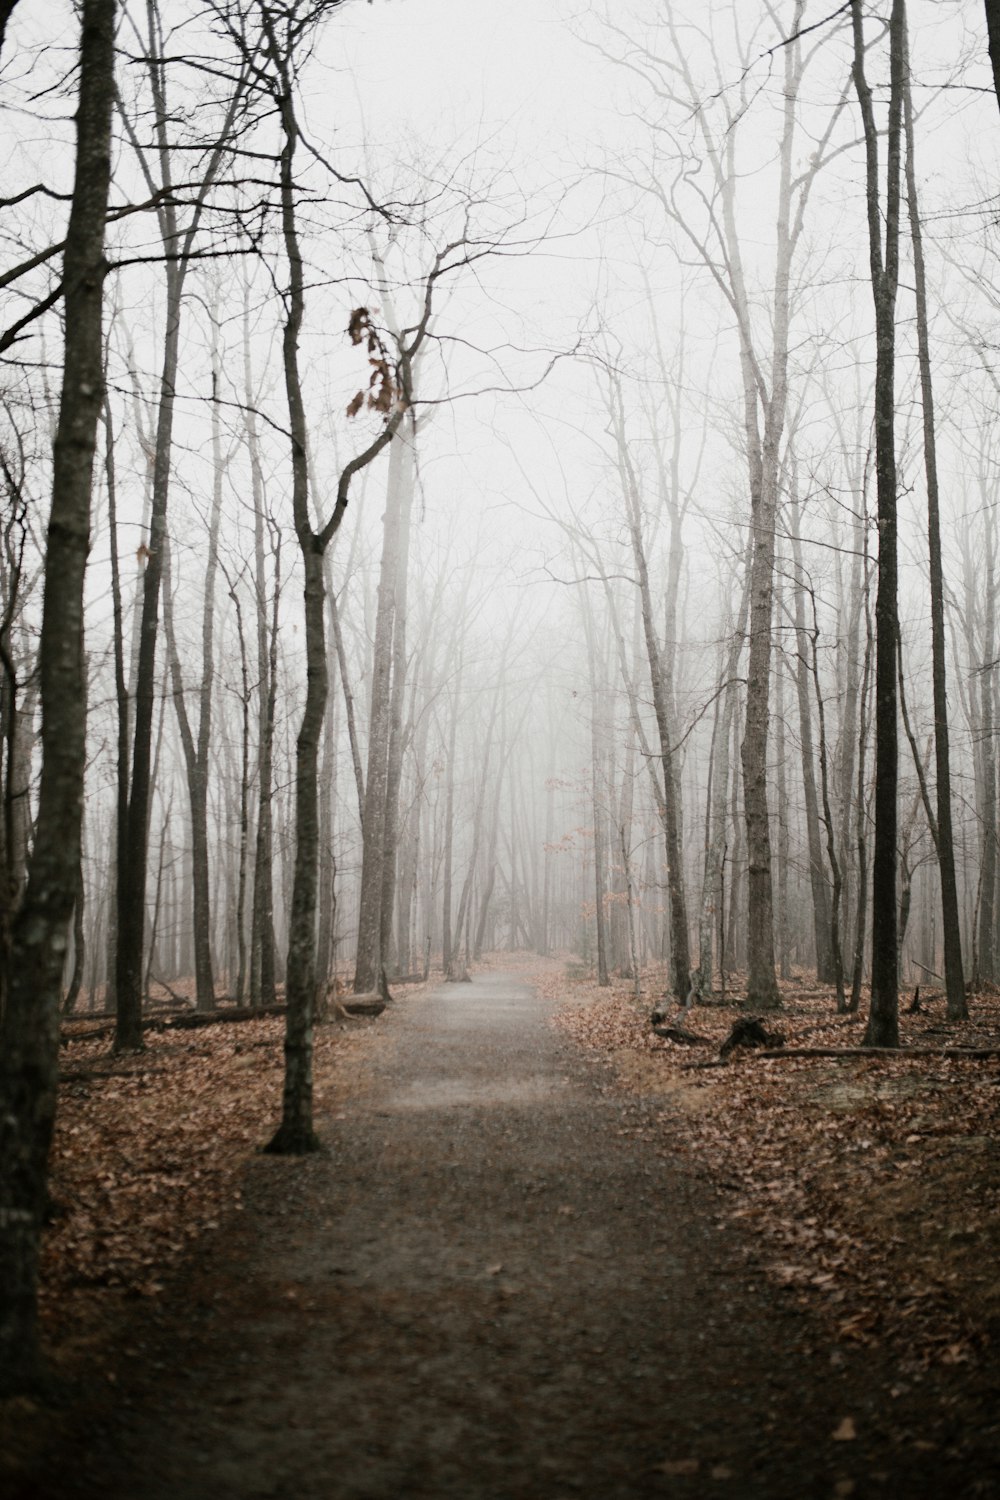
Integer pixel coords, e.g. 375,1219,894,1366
27,971,1000,1498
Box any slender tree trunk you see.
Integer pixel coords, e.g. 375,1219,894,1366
789,510,834,982
328,581,365,824
849,530,875,1013
353,440,405,993
612,386,690,998
802,577,846,1009
265,47,324,1154
114,5,245,1047
230,580,251,1004
901,29,966,1017
377,416,416,989
699,556,750,990
245,330,278,1009
315,683,337,998
854,0,903,1047
162,479,219,1011
114,249,181,1050
441,659,462,975
0,0,114,1389
977,534,997,987
581,597,610,987
258,10,411,1142
774,610,791,982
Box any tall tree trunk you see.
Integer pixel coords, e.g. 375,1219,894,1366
264,38,325,1153
804,576,846,1009
441,657,463,975
789,497,834,982
854,0,903,1047
315,679,337,997
114,4,245,1048
901,24,966,1018
774,601,791,982
377,416,416,989
580,595,610,987
977,532,996,987
353,439,405,994
161,370,222,1015
699,553,750,990
612,384,690,999
245,318,279,1009
735,22,803,1011
230,579,251,1004
257,9,411,1144
849,584,874,1014
0,0,114,1390
114,246,182,1049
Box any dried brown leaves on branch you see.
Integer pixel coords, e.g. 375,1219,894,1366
540,955,1000,1375
345,306,401,419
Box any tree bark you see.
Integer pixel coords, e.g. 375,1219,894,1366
354,422,413,995
611,381,690,999
377,417,416,988
789,503,834,983
0,0,115,1391
853,0,904,1047
901,24,966,1018
263,30,324,1153
244,314,279,1010
985,0,1000,113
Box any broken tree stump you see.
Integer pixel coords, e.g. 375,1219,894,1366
341,992,386,1018
719,1015,785,1060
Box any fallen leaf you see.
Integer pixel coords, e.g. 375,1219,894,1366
656,1458,699,1475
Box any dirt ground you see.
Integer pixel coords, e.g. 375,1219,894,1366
5,967,1000,1498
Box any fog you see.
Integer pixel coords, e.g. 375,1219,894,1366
2,0,999,1022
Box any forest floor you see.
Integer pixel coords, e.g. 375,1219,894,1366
2,960,999,1498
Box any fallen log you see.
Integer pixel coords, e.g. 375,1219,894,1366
154,1003,286,1030
759,1045,1000,1060
652,1024,712,1047
60,1002,287,1044
62,1002,191,1023
59,1065,170,1084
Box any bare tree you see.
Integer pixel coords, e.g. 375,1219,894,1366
607,372,691,1000
114,4,251,1048
594,0,850,1006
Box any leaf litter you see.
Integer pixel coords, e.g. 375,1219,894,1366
513,953,1000,1376
39,1004,389,1372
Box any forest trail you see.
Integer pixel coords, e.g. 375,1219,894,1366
30,971,997,1499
